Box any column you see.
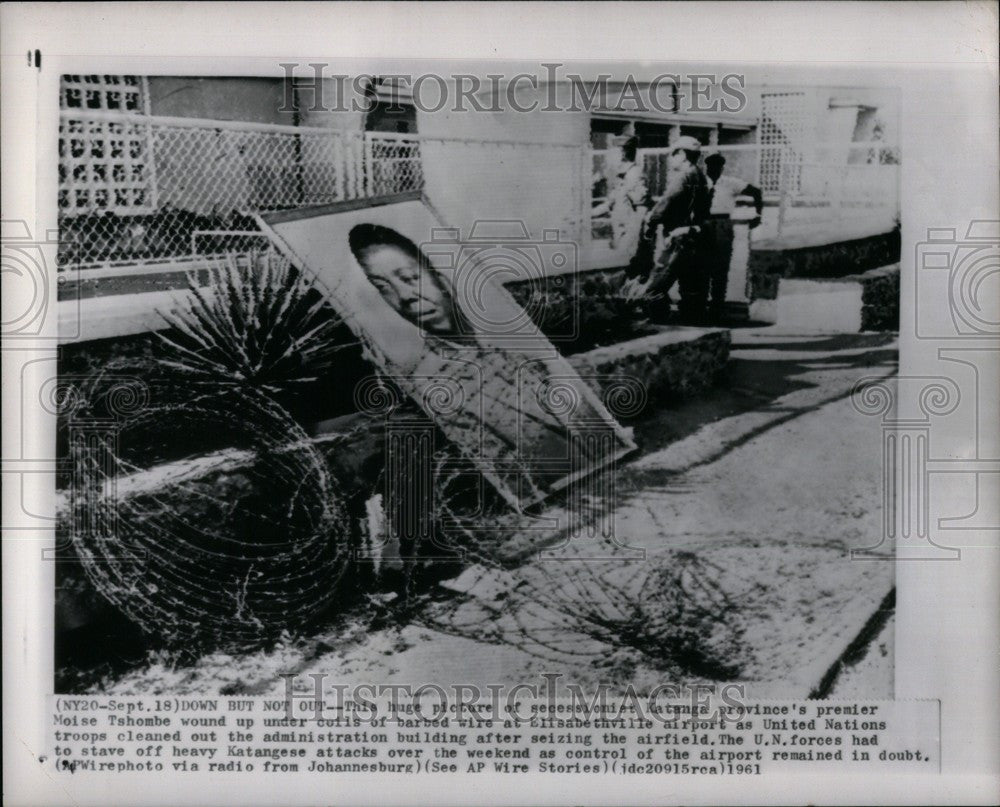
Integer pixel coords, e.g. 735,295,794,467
69,418,119,546
384,417,436,558
725,196,757,318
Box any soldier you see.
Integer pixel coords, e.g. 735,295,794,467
639,135,713,320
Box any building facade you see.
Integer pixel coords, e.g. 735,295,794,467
57,75,898,272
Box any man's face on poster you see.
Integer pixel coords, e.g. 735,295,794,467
351,227,460,337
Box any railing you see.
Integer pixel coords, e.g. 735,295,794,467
591,141,899,241
58,111,423,269
770,142,899,239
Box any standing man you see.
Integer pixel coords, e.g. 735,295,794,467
592,136,649,259
640,135,712,320
704,151,763,320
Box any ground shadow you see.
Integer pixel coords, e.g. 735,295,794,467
629,332,897,459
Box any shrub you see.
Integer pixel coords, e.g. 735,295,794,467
511,270,658,354
155,252,354,398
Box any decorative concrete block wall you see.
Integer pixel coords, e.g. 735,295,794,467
858,263,900,331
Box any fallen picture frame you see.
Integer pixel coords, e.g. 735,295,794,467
255,191,637,511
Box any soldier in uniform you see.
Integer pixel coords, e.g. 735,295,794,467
637,135,713,320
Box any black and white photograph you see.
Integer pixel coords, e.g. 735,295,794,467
2,4,998,806
49,68,903,698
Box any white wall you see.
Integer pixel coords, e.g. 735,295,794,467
416,83,590,246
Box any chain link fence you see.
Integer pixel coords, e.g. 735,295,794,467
58,112,423,270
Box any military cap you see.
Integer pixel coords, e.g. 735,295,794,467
670,135,703,153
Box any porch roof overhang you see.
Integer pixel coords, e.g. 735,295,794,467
590,108,757,130
828,97,878,110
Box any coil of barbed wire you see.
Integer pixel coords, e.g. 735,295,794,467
67,391,351,649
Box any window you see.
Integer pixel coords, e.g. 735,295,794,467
364,99,418,134
759,91,808,194
590,118,629,150
634,122,674,149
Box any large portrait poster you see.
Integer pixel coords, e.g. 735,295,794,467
256,192,637,509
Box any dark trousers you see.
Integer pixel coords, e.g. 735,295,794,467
644,231,709,320
705,218,734,313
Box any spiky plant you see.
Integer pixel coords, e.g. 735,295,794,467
156,252,354,398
